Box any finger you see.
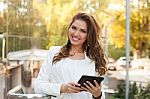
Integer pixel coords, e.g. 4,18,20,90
69,82,81,90
83,83,92,92
86,81,95,88
75,86,83,91
72,85,82,91
68,87,80,93
81,86,88,91
94,80,101,88
69,82,80,86
69,84,82,92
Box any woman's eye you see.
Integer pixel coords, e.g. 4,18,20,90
81,30,86,33
72,26,77,30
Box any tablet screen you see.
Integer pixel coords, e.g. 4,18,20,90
77,75,104,87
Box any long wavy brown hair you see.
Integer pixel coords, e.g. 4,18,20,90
52,12,107,76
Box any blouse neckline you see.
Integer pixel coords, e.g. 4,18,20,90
67,57,86,61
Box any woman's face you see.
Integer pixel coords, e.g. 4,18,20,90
68,19,87,47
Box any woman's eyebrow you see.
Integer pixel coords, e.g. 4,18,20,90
80,28,87,31
71,24,87,31
71,25,76,27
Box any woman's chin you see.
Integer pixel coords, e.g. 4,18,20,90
71,42,81,46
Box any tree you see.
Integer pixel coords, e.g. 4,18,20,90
0,0,48,57
107,0,150,58
130,0,150,58
33,0,110,49
0,0,111,59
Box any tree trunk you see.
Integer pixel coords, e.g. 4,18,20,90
133,50,139,59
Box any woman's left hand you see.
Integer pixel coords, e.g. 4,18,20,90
81,80,102,98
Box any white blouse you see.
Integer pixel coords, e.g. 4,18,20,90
34,46,105,99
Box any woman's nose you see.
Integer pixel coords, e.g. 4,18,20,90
74,30,80,36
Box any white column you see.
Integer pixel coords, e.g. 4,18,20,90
125,0,130,99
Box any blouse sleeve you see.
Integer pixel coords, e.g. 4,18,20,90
34,46,62,96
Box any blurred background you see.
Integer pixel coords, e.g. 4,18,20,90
0,0,150,99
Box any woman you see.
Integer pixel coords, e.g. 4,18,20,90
34,12,107,99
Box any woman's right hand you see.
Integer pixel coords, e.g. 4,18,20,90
60,82,83,93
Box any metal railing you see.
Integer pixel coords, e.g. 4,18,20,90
7,85,51,99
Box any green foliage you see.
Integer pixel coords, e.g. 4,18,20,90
113,81,150,99
0,0,48,55
0,0,112,58
107,0,150,58
33,0,111,48
114,81,126,98
108,44,125,60
113,82,138,99
136,83,150,99
1,0,149,59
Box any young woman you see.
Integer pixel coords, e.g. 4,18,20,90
34,12,107,99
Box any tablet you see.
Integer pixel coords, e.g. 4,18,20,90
77,75,104,87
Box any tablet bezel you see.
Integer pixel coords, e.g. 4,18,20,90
77,75,104,87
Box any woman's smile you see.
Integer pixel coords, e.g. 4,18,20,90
71,36,80,41
69,19,87,46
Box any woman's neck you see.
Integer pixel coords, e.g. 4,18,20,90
70,46,83,53
69,46,85,59
70,46,84,56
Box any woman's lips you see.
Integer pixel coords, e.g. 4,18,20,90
72,36,80,41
